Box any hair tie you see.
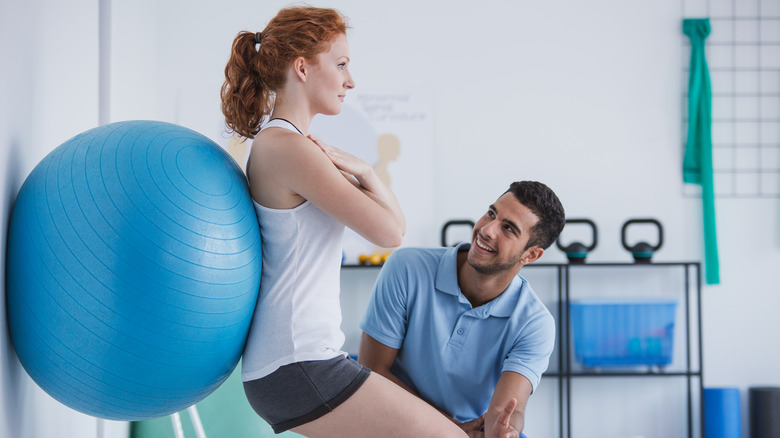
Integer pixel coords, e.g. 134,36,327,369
254,32,262,45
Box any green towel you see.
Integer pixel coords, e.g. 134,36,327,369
683,18,720,285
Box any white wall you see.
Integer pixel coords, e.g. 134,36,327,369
111,0,693,259
110,0,780,369
0,0,126,437
4,0,779,437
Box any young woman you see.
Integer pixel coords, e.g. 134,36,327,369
220,6,474,438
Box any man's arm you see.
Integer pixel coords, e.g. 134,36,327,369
359,333,487,437
483,371,533,438
358,332,414,393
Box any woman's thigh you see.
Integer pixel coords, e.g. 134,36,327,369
291,372,468,438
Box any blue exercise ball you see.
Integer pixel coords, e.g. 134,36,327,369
6,120,261,420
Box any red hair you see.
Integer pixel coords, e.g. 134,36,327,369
220,7,349,139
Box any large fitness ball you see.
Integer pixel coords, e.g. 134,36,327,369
6,120,262,420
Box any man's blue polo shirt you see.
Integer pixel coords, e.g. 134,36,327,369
360,244,555,422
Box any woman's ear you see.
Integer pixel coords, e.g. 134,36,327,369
293,56,308,82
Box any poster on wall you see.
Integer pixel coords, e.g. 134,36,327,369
177,88,436,265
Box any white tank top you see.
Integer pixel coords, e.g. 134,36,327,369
241,119,347,381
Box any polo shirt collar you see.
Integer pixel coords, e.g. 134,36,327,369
435,243,523,318
489,275,523,317
434,243,466,297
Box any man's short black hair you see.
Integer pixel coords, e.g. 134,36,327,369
505,181,565,250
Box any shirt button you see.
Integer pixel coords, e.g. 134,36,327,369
457,328,464,335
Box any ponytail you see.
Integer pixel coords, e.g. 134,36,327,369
221,31,271,139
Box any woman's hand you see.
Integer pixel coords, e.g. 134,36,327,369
308,134,371,181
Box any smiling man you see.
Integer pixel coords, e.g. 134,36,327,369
359,181,565,438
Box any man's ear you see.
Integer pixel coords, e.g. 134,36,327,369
293,56,308,82
519,246,544,266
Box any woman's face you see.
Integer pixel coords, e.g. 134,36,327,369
307,33,355,116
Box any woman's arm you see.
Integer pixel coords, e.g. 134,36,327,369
308,134,406,241
252,131,405,248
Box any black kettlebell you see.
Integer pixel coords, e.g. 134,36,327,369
555,219,598,264
621,218,663,263
441,219,475,247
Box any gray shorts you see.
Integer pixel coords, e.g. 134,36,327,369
243,355,371,433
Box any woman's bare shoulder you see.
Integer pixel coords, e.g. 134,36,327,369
246,128,335,208
251,128,313,156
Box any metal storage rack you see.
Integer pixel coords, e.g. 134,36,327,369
551,262,704,438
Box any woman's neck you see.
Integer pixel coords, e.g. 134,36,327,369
270,93,314,135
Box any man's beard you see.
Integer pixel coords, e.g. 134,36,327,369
467,252,523,275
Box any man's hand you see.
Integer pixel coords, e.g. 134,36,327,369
487,397,520,438
458,414,486,438
485,372,531,438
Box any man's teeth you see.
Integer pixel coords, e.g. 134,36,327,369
477,238,495,252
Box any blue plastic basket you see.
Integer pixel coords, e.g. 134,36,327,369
570,298,678,368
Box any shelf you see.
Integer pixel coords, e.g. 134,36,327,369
568,371,702,378
341,263,383,268
542,370,702,379
342,261,699,268
562,261,699,267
